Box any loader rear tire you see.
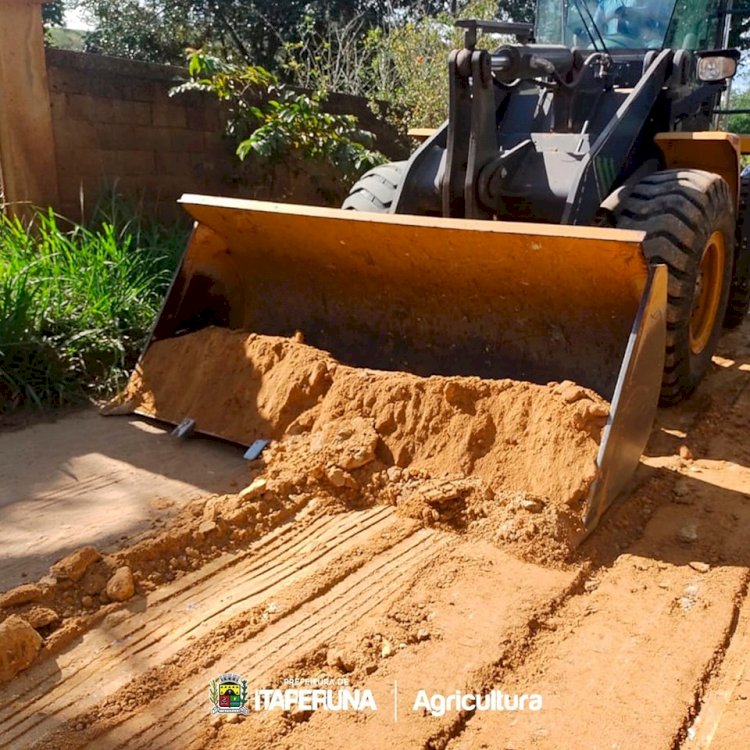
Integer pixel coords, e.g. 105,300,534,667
615,169,734,405
342,161,406,213
723,174,750,328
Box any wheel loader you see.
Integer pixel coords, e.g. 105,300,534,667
124,0,750,534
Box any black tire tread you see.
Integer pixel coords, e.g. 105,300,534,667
723,175,750,328
342,161,407,213
615,169,735,404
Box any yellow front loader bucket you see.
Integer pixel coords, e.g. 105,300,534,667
132,195,667,532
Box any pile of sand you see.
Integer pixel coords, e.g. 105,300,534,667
119,329,335,442
119,326,610,561
0,327,610,680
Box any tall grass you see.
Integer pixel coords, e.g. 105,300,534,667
0,207,185,411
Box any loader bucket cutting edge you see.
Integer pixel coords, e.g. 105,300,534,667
137,195,666,533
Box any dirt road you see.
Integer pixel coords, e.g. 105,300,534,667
1,324,750,750
0,411,247,591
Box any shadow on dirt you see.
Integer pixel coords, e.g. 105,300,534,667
584,322,750,571
0,409,247,590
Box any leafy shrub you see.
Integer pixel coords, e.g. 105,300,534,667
172,50,385,182
367,0,512,130
280,0,514,131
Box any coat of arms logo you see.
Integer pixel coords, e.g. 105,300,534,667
209,672,250,715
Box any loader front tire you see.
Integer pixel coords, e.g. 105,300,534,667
342,162,406,213
616,170,734,405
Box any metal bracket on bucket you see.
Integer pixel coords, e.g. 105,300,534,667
171,417,196,440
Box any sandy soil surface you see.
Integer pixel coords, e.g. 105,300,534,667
1,322,749,750
0,411,247,591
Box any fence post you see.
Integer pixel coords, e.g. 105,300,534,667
0,0,59,214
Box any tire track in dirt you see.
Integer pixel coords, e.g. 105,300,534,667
686,582,750,750
0,507,398,749
676,376,750,750
92,527,448,749
443,354,750,750
210,543,583,750
446,552,750,750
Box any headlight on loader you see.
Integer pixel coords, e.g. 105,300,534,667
697,53,738,82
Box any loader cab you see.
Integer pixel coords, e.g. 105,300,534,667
536,0,729,51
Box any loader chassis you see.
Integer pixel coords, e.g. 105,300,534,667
391,0,736,225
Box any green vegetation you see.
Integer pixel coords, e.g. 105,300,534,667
69,0,750,134
47,27,86,51
728,88,750,135
71,1,467,67
43,0,65,28
365,0,505,129
0,208,184,412
172,50,385,181
279,0,529,130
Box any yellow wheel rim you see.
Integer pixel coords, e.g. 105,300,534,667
689,230,725,355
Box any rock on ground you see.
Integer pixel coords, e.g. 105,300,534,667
50,547,101,582
0,584,43,609
106,567,135,602
0,615,43,682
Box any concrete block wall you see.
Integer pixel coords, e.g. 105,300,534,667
46,49,237,222
44,49,407,223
